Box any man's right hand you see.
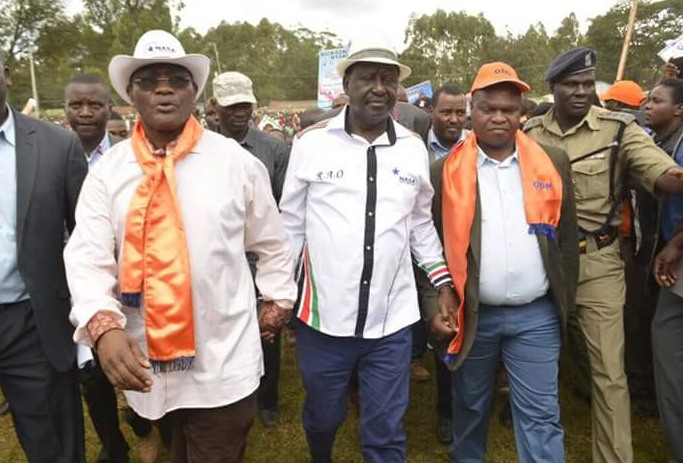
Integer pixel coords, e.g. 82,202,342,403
663,61,679,81
430,307,456,340
96,329,153,392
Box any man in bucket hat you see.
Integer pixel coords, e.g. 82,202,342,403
65,30,297,463
280,35,457,463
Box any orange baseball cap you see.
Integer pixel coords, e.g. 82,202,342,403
599,80,645,108
470,62,531,94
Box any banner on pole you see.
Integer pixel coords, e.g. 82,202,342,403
406,81,433,105
658,34,683,62
318,48,349,109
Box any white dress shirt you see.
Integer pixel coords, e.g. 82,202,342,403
280,108,449,339
65,130,297,419
477,147,549,306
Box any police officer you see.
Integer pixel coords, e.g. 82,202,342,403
524,47,683,463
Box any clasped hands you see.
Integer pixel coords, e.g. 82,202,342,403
429,285,459,340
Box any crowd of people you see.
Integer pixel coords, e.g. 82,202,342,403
0,25,683,463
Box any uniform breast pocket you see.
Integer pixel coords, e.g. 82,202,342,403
572,159,609,201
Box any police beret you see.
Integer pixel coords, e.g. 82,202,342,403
545,47,596,84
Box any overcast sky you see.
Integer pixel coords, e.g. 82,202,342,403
67,0,624,51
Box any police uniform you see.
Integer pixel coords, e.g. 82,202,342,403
524,48,677,463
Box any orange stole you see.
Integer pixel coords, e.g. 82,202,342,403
120,117,204,372
441,131,562,362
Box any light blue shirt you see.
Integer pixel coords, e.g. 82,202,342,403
0,107,29,303
477,147,549,306
428,128,469,160
86,133,111,167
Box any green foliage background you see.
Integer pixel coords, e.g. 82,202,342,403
1,0,681,109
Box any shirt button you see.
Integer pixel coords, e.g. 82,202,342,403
362,280,369,285
368,211,374,217
366,245,372,251
369,176,375,182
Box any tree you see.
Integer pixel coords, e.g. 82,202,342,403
500,24,556,94
0,0,65,65
550,13,582,55
585,0,683,87
400,10,500,90
201,19,340,103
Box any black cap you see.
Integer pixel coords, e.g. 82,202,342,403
545,47,597,84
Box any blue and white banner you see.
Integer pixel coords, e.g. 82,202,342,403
318,48,349,109
658,34,683,62
406,81,433,105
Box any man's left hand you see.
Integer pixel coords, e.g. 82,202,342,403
654,240,683,288
258,301,292,343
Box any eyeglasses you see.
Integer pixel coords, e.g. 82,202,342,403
132,75,192,91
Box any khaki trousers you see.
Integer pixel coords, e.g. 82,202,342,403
572,241,633,463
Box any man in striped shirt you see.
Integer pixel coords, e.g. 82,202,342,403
280,37,456,463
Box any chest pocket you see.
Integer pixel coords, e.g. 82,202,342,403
572,158,609,202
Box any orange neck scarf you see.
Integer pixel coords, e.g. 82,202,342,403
441,131,562,363
120,116,203,372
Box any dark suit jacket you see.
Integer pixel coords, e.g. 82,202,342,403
395,102,431,145
240,126,290,204
419,140,579,370
14,109,87,372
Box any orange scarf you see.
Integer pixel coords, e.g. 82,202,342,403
441,131,562,363
120,116,203,372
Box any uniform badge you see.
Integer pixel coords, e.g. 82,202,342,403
585,52,592,67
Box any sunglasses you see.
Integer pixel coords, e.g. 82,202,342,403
132,75,193,91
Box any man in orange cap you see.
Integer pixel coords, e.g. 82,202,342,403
600,80,645,112
421,62,579,463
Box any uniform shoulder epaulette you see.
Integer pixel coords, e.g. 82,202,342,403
596,110,636,125
522,116,543,132
297,118,331,139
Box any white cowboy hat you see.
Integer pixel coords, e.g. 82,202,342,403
108,30,211,105
336,36,412,82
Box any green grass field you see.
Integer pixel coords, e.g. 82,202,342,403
0,342,672,463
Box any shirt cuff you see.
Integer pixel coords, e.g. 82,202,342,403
273,299,294,310
423,260,453,289
86,310,124,346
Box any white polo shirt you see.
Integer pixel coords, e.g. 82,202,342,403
280,107,450,339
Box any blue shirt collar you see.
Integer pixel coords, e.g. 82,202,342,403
87,132,110,157
428,128,448,153
428,128,468,157
0,105,16,147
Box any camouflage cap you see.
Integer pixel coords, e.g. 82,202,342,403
213,71,257,107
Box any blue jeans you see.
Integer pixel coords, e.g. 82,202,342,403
450,296,564,463
296,321,411,463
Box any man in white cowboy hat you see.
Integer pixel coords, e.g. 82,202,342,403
212,71,290,428
64,29,297,463
280,35,457,463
